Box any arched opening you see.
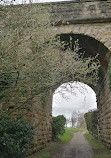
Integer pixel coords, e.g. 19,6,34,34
59,33,109,68
50,33,111,147
52,81,97,128
57,32,110,92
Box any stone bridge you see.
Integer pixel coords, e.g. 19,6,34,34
4,0,111,151
52,1,111,150
34,0,111,151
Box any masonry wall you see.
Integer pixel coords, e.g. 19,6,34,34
51,1,111,25
5,0,111,151
32,93,52,152
97,73,111,149
30,0,111,150
10,92,53,153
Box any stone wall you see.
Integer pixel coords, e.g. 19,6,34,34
4,0,111,151
51,1,111,149
32,93,52,152
97,73,111,149
51,1,111,25
10,92,53,153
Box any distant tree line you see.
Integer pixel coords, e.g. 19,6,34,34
65,111,86,128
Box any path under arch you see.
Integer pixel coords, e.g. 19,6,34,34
52,131,93,158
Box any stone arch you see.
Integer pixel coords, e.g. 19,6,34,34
54,24,111,52
32,27,111,151
52,28,111,148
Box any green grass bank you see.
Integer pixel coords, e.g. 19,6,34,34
85,132,111,158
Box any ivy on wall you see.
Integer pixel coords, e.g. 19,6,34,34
84,110,98,138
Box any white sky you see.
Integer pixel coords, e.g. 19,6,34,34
2,0,72,5
52,82,97,119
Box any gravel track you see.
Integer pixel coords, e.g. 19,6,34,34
52,131,94,158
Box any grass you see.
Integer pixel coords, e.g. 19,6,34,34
36,148,51,158
58,128,86,142
85,131,111,158
66,128,86,133
29,128,83,158
37,129,74,158
58,129,72,142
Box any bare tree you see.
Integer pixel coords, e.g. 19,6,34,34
76,112,86,129
65,118,70,128
71,111,78,128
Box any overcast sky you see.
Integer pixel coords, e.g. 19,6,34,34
2,0,72,5
52,82,97,119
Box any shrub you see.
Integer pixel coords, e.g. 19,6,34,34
52,115,66,140
0,113,34,158
84,110,98,138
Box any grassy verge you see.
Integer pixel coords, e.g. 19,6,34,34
58,128,86,143
29,128,83,158
66,128,86,133
37,129,74,158
58,129,72,143
85,131,111,158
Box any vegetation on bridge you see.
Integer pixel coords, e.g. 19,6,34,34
0,1,101,156
0,3,100,113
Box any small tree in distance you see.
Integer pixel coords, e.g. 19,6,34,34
70,111,86,129
76,112,86,129
65,118,70,128
71,111,78,128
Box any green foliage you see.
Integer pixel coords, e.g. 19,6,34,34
0,113,34,158
0,4,100,112
85,132,111,158
84,110,98,138
52,115,66,140
38,152,50,158
58,129,72,143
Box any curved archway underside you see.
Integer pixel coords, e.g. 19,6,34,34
51,30,111,148
32,26,111,151
31,9,111,152
31,1,111,151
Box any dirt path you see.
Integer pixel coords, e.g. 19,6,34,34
52,131,94,158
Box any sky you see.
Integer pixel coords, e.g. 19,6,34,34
52,82,97,119
2,0,72,5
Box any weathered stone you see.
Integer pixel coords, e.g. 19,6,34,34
8,0,111,152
